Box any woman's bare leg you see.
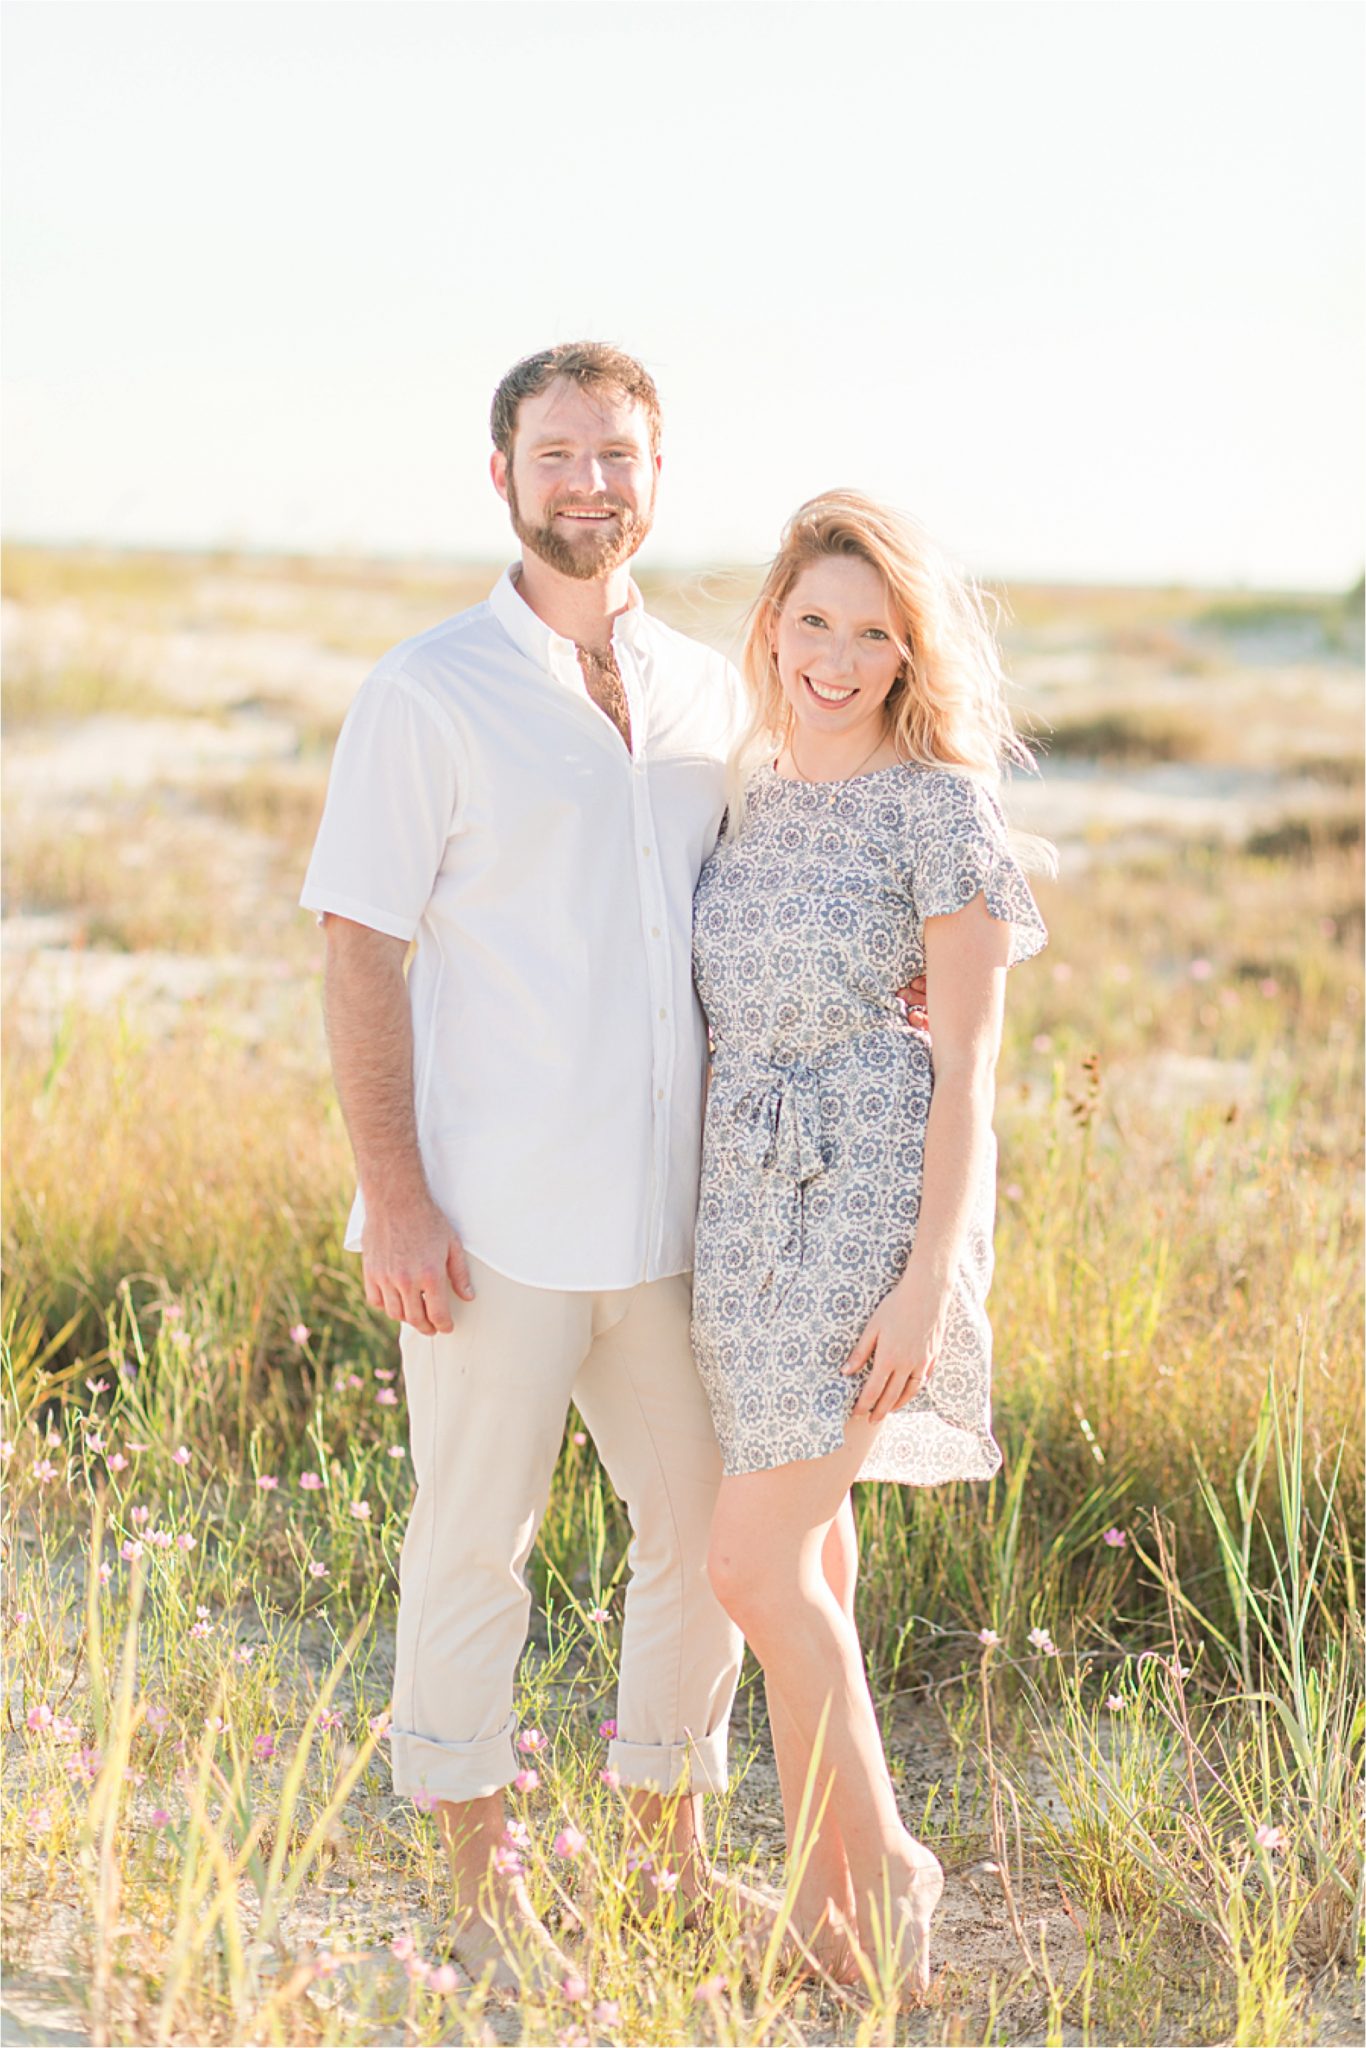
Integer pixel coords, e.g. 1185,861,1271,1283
763,1496,861,1970
708,1425,943,1997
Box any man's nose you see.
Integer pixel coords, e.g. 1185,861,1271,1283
566,453,608,497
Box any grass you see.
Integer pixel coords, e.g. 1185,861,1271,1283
1,550,1362,2044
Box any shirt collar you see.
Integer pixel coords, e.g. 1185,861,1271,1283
488,565,649,679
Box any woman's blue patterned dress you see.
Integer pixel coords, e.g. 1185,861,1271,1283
691,762,1047,1485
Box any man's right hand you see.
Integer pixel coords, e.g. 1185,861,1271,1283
361,1194,476,1334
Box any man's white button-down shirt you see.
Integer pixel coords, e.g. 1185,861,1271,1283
301,567,745,1290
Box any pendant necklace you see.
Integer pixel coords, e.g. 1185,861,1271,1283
786,727,890,805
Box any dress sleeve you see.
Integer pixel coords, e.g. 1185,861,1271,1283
910,773,1048,967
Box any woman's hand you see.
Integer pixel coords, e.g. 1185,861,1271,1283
842,1269,951,1423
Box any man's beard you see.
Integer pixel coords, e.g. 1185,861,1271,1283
506,472,653,580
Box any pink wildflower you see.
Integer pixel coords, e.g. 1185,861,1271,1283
375,1367,396,1381
587,1607,611,1624
387,1445,406,1458
85,1432,105,1453
594,2003,621,2027
34,1459,58,1485
172,1446,191,1467
572,1431,587,1447
978,1628,1001,1647
426,1963,459,1994
492,1843,523,1877
349,1500,371,1521
598,1719,617,1740
505,1819,530,1849
377,1389,398,1406
175,1533,195,1552
369,1712,391,1737
299,1472,323,1490
26,1806,52,1832
131,1504,150,1526
144,1702,169,1728
695,1975,727,2003
256,1474,279,1492
1028,1626,1054,1652
125,1441,148,1454
235,1645,256,1664
288,1324,310,1346
389,1934,416,1961
1102,1527,1127,1548
149,1808,171,1828
514,1769,539,1794
1106,1694,1125,1712
97,1562,112,1585
147,1530,173,1550
308,1561,329,1578
1255,1823,1285,1852
561,1973,589,2003
517,1728,547,1754
26,1703,53,1731
599,1768,620,1790
1189,958,1213,981
655,1867,679,1894
317,1709,343,1733
120,1540,144,1563
554,1826,587,1859
252,1732,276,1760
85,1377,110,1395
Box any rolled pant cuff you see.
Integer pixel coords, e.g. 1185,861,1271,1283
608,1726,729,1796
391,1713,518,1804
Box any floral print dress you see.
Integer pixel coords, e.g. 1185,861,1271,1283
691,762,1047,1485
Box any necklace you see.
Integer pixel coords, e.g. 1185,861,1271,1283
785,727,890,804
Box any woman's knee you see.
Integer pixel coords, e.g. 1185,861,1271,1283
707,1529,787,1637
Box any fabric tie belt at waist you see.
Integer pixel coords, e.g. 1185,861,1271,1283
724,1056,830,1301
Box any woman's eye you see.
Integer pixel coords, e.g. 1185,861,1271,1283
865,629,889,641
799,614,826,629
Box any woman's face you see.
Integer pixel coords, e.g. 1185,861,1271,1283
772,556,904,750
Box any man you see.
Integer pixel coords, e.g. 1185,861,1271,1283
301,343,750,1987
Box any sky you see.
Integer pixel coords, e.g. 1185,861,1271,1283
3,0,1362,587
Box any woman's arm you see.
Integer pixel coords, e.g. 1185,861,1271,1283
845,893,1012,1422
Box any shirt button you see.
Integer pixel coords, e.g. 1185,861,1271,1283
658,1008,667,1020
650,926,661,938
656,1088,665,1101
641,845,652,858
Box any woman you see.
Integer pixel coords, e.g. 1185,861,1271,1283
692,491,1047,1994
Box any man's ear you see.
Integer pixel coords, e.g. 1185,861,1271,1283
490,449,509,504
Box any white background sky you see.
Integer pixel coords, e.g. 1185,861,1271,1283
3,0,1362,586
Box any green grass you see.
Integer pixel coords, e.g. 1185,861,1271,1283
2,551,1362,2044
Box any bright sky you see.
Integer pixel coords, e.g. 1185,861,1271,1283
3,1,1362,586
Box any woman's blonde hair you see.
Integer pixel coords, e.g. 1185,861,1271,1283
727,490,1034,826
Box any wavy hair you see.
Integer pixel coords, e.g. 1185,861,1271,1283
727,490,1036,829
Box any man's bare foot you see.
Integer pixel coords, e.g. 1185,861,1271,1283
448,1877,573,1996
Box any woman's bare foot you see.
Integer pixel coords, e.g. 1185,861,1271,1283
886,1847,944,2002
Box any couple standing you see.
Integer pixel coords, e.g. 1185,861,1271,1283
301,341,1046,1997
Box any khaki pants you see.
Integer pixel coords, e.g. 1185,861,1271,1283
390,1257,744,1804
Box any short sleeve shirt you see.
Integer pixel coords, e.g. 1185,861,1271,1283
300,567,745,1290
